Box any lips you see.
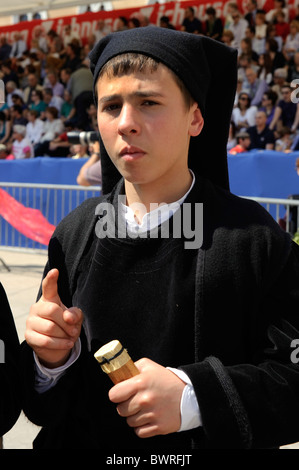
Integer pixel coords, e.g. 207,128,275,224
119,146,146,161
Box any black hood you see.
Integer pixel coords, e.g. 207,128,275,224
89,27,237,194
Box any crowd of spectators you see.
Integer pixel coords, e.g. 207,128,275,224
1,0,299,168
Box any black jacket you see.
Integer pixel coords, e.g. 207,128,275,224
20,176,299,449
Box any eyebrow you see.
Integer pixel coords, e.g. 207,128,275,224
98,91,164,105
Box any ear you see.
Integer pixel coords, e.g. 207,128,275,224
189,104,204,137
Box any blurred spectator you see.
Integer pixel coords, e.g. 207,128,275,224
62,24,81,50
5,81,23,107
0,37,12,62
44,70,65,98
257,53,273,85
11,94,27,115
248,110,275,149
271,67,289,100
274,11,290,41
22,73,43,105
46,29,63,57
128,18,141,29
243,67,268,106
266,27,283,54
9,33,26,59
204,7,223,41
240,37,259,64
42,87,64,116
10,104,27,126
0,111,12,145
60,89,75,123
71,143,89,159
288,52,299,83
228,10,248,51
31,25,48,53
65,65,93,130
34,106,64,156
253,10,267,53
283,21,299,62
62,42,82,72
115,16,129,32
0,143,14,160
47,132,72,157
229,131,251,154
275,126,293,151
159,16,175,30
244,0,258,28
269,85,299,132
221,29,235,47
94,19,110,41
224,2,239,30
1,60,19,86
232,92,257,131
181,7,202,34
26,109,44,146
259,90,278,126
266,0,289,24
227,121,237,151
29,89,47,117
76,141,102,186
86,103,98,131
11,124,33,159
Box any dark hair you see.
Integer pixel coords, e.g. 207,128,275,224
238,92,251,109
46,106,58,118
98,52,194,109
263,89,278,106
206,7,216,16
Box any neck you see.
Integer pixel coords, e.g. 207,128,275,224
124,169,193,223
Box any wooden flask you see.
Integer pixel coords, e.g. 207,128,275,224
94,340,139,384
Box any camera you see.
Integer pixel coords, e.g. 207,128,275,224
67,131,99,145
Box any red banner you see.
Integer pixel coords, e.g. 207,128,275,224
0,0,295,49
0,188,55,246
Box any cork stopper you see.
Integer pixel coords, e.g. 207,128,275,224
94,340,132,374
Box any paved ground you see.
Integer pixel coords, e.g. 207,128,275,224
0,248,298,449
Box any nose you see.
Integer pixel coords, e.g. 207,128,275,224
117,104,141,136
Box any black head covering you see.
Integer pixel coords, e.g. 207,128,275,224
89,27,237,194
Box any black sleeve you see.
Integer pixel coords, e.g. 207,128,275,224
0,283,21,436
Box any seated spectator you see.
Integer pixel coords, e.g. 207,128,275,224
274,10,289,42
9,32,27,59
70,143,89,159
114,16,129,32
0,37,12,62
227,121,237,151
22,73,44,105
159,16,175,30
228,10,249,51
181,6,202,34
243,67,268,106
31,25,48,53
62,43,82,72
266,0,289,23
44,69,65,98
240,37,259,64
244,0,258,28
62,24,81,51
0,60,19,87
259,90,278,126
60,89,75,123
47,131,72,158
204,7,223,41
76,141,102,186
271,67,289,100
42,87,64,116
221,29,235,47
86,103,98,131
5,81,23,107
11,94,27,114
26,109,44,146
229,131,251,154
231,92,257,131
0,143,14,160
269,85,299,132
0,111,12,145
245,25,265,56
64,65,93,130
29,89,47,117
288,51,299,83
257,53,273,84
254,10,267,44
11,124,34,159
275,126,293,151
283,21,299,63
265,37,285,72
248,110,275,149
34,106,64,157
10,104,27,126
94,19,110,41
237,53,253,83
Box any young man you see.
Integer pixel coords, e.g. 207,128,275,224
22,27,299,449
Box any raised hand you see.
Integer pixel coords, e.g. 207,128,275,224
25,268,83,368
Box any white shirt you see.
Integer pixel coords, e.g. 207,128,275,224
34,170,202,432
12,137,34,159
26,119,44,144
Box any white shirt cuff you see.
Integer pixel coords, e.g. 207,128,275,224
34,338,81,393
167,367,202,431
